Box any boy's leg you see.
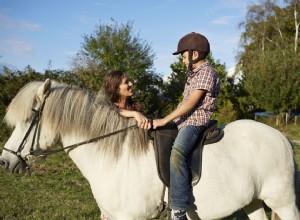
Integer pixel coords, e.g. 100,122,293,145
170,126,204,214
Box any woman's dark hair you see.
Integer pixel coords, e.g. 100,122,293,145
104,70,142,112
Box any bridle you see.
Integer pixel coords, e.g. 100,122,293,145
3,92,137,176
3,95,47,176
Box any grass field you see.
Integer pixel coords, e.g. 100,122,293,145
0,121,299,220
0,153,100,220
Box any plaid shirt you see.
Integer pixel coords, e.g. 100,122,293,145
174,61,220,129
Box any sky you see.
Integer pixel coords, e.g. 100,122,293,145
0,0,259,77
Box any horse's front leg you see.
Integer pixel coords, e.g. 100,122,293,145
100,213,110,220
271,212,281,220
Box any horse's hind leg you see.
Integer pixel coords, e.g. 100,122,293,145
243,199,268,220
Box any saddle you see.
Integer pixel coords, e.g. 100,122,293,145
151,120,224,187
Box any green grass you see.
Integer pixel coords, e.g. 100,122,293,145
0,153,100,220
0,121,299,220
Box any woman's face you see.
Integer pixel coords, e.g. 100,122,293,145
119,74,133,98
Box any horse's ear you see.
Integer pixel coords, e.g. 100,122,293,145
36,78,51,104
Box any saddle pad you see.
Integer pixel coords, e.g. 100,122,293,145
153,123,178,188
153,120,224,187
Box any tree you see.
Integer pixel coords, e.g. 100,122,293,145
0,66,43,141
0,66,78,141
238,0,300,118
71,19,162,117
160,56,186,116
207,54,241,124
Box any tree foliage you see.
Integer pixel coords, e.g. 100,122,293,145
160,56,186,116
71,20,162,117
238,0,300,115
0,66,77,142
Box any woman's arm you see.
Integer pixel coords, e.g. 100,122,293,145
118,108,151,130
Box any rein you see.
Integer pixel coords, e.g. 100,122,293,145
3,92,138,175
39,124,138,157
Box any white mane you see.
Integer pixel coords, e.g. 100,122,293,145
5,81,149,158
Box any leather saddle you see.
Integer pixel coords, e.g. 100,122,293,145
151,120,224,187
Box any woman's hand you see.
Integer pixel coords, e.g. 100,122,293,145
118,108,151,130
133,111,151,130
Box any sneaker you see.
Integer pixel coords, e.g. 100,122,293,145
171,209,188,220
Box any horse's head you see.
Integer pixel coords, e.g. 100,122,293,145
0,79,58,174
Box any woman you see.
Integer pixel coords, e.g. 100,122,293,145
101,70,150,220
103,71,151,129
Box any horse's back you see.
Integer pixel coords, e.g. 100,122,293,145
206,119,294,186
191,119,296,219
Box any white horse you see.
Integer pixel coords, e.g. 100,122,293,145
0,79,299,220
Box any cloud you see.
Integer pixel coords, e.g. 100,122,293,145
0,13,37,59
227,65,236,76
0,39,34,58
154,0,178,10
0,13,40,31
212,16,235,25
221,0,247,9
227,65,243,83
90,1,120,9
206,0,248,21
64,50,77,57
75,12,99,26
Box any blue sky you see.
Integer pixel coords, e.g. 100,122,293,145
0,0,258,77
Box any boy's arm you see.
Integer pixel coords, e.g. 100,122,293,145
153,89,206,129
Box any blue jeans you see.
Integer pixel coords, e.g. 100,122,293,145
170,125,205,210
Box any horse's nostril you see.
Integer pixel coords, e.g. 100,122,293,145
0,158,9,170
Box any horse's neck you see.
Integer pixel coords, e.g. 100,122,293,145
62,136,161,186
63,136,164,218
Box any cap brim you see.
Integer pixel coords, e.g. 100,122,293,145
172,49,187,55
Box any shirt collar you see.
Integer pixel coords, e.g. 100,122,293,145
187,61,210,78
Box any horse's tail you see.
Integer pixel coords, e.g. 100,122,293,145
271,139,300,220
291,139,300,210
272,165,300,220
294,162,300,210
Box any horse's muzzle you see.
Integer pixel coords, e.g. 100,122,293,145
0,157,10,171
0,156,28,174
12,160,28,174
